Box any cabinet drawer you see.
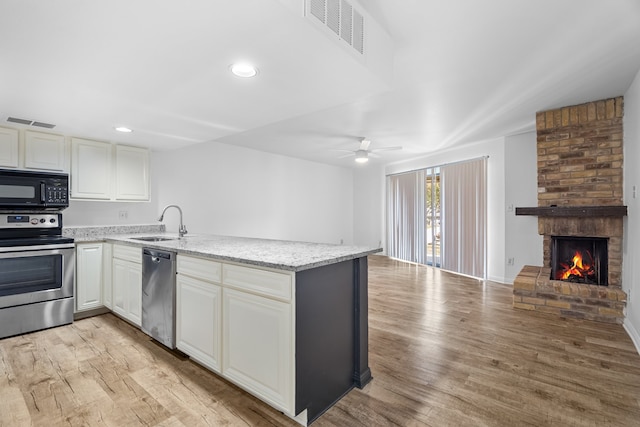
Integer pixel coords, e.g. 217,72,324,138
222,264,292,301
177,255,222,283
113,244,141,263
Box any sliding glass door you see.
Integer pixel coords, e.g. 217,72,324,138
387,158,486,279
425,167,441,267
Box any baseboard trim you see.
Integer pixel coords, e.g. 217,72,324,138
488,275,509,284
623,318,640,356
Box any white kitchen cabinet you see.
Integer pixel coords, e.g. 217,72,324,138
175,255,294,414
115,145,149,200
176,255,222,372
112,245,142,326
70,138,149,201
71,137,112,199
24,130,67,171
222,286,293,414
102,243,113,309
75,243,104,312
177,274,222,372
223,263,292,301
0,127,19,168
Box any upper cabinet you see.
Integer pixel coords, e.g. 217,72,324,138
0,127,67,171
115,145,149,200
24,130,67,171
0,125,149,201
71,138,149,201
0,127,19,168
71,138,112,199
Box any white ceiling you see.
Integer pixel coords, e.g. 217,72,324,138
1,0,639,168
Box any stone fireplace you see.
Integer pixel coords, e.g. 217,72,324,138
513,96,627,324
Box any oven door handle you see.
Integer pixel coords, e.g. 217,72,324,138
0,243,75,253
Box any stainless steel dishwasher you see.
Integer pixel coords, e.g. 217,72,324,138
142,248,177,349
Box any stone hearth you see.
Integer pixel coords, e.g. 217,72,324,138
514,266,626,323
513,97,627,323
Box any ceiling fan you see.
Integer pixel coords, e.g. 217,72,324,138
336,138,403,163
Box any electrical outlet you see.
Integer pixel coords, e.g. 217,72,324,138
507,257,515,266
118,210,128,220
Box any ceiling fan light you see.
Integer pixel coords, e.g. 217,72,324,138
355,150,369,163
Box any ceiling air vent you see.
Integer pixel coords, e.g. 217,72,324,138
6,117,32,125
31,121,56,129
6,117,56,129
307,0,365,55
340,0,352,45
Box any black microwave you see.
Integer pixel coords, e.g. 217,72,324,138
0,169,69,210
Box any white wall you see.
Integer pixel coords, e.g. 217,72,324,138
153,141,354,245
504,131,543,282
63,200,157,226
353,164,385,248
384,138,507,283
623,68,640,350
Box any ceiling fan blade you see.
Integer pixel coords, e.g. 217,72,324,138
337,152,355,159
359,139,371,151
371,146,403,152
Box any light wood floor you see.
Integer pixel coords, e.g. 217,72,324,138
2,255,640,426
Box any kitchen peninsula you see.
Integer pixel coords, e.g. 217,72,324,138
75,230,381,425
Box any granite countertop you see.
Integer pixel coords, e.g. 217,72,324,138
64,224,166,242
105,233,382,272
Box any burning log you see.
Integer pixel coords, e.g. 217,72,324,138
556,250,597,283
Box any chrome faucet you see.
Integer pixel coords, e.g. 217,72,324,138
158,204,188,237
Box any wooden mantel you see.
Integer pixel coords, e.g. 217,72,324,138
515,206,628,217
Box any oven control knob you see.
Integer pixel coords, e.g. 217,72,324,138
50,218,56,223
31,219,39,225
40,218,46,223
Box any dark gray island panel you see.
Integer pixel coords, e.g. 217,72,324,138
295,256,371,424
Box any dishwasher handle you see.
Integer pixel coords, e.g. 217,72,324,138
143,248,175,260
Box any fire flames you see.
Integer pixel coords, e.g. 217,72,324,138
556,250,596,282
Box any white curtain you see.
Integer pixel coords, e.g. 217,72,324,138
386,170,425,264
441,157,487,279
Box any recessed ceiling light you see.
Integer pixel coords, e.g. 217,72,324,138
115,126,133,133
230,63,258,78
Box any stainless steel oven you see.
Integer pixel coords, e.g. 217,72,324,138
0,213,75,339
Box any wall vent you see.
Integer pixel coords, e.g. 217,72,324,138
6,117,56,129
307,0,364,55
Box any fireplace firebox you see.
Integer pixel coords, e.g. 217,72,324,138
550,236,608,286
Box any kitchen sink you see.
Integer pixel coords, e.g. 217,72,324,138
129,236,177,242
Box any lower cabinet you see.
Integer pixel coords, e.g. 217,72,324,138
75,243,104,312
176,274,222,372
112,245,142,326
102,243,113,309
222,287,293,413
176,255,294,416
